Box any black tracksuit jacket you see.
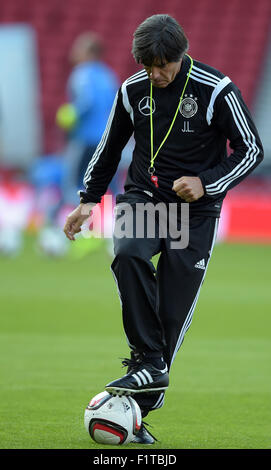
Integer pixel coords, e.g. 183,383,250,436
80,54,263,216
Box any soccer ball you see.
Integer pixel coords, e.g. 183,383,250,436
84,391,142,445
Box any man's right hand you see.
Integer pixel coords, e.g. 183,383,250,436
63,203,95,241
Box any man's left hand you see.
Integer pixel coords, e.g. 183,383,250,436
172,176,204,202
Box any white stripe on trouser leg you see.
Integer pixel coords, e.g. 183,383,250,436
170,218,219,367
137,371,148,385
110,267,123,307
132,374,142,387
152,393,165,409
142,369,153,383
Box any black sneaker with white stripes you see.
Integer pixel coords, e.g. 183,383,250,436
105,355,169,396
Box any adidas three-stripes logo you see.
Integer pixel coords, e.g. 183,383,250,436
132,369,154,387
132,366,168,387
195,258,206,270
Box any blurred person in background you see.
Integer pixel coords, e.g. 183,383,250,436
56,31,119,206
38,31,119,257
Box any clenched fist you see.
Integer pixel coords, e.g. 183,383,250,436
172,176,204,202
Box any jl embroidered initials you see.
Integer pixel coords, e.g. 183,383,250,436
182,121,194,133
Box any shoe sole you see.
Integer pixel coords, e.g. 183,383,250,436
105,386,168,396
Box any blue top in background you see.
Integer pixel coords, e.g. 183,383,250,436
67,60,119,145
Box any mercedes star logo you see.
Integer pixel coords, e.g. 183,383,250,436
138,96,156,116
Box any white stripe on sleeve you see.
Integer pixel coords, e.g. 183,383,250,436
206,76,231,125
83,92,118,185
205,91,259,195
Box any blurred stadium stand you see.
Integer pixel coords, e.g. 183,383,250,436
0,0,271,247
0,0,270,153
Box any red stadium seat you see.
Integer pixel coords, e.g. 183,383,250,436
0,0,270,152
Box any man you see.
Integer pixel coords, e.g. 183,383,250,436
64,15,263,444
41,32,119,257
56,31,119,207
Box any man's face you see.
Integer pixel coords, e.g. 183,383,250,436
143,58,182,88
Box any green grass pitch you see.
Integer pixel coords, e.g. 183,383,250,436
0,237,270,449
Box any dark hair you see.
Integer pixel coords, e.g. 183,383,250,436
132,14,189,66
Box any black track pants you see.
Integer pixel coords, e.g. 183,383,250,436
111,191,219,413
